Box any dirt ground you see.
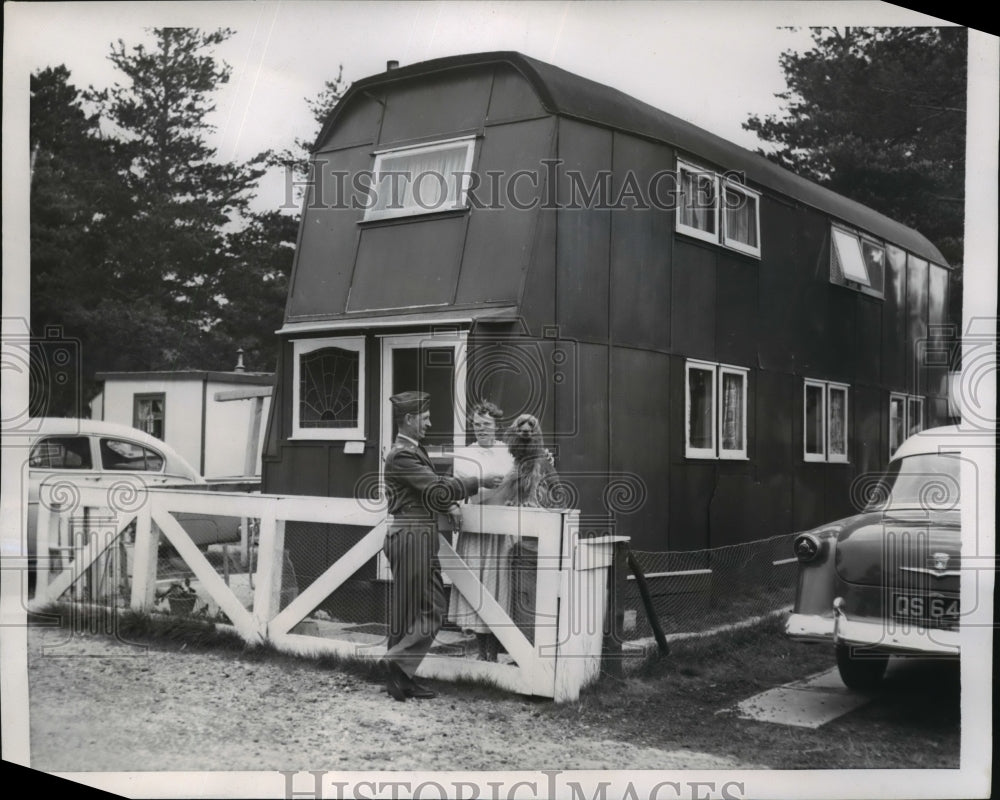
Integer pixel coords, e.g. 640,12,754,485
24,624,757,774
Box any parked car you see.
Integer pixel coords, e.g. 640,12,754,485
786,425,965,690
25,418,242,594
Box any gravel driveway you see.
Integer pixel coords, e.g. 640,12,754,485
25,624,754,774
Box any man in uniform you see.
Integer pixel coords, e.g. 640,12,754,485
381,390,500,701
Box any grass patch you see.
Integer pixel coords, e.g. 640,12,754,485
546,614,960,769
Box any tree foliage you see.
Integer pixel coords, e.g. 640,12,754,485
30,29,284,414
267,64,348,182
744,27,967,266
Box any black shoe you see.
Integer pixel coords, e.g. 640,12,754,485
404,681,437,699
383,662,408,702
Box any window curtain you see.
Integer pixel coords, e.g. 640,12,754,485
721,373,744,450
828,390,846,456
680,170,715,233
725,189,756,246
373,145,467,214
805,385,824,454
689,368,714,449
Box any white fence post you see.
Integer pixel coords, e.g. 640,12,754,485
130,499,157,612
252,512,284,637
35,501,56,603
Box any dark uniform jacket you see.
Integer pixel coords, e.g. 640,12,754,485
384,435,480,519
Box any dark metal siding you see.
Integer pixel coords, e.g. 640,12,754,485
609,347,670,548
347,216,468,311
555,119,612,342
715,251,757,368
855,296,882,387
854,383,884,476
554,341,608,522
456,117,556,305
926,263,952,418
906,255,930,394
287,147,370,319
670,240,716,361
316,93,383,153
609,134,672,351
377,69,492,145
756,198,814,374
882,245,908,388
486,64,546,122
753,370,795,539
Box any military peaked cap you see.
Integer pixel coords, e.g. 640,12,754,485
390,391,431,415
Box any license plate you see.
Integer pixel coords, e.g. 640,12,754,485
891,592,960,625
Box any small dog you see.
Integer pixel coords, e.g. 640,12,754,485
485,414,564,509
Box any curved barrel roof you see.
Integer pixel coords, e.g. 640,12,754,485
318,51,947,266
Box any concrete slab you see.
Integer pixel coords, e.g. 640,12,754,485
787,667,853,691
732,669,872,728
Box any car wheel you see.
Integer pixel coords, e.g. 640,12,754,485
835,643,888,690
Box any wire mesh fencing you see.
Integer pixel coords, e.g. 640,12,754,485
619,533,799,640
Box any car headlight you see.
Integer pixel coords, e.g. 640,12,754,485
793,533,822,563
792,526,841,564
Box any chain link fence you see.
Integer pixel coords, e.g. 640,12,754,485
619,533,798,640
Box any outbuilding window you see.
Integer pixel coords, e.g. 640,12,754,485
134,393,165,440
830,226,885,297
685,360,749,460
890,393,925,457
804,379,850,463
363,136,476,222
292,337,366,440
676,160,761,258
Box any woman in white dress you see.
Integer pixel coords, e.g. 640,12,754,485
448,402,514,661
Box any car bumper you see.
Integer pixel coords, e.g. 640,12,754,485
786,611,960,656
833,616,960,656
785,612,835,642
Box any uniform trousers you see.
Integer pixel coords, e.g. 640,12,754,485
383,520,446,679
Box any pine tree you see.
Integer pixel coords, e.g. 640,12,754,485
96,27,267,346
744,27,966,266
30,66,116,415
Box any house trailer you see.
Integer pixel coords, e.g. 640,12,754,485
261,51,957,590
93,368,273,482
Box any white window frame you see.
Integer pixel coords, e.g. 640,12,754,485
685,360,716,459
721,179,762,258
826,383,850,463
803,379,850,463
675,160,720,246
889,392,926,457
363,136,476,222
830,225,885,297
717,364,749,459
291,336,366,440
685,359,749,460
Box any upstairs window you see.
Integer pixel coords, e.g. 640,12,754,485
830,226,885,297
292,337,366,440
676,160,761,258
364,136,476,222
685,360,749,460
804,379,850,463
722,179,761,257
676,161,719,244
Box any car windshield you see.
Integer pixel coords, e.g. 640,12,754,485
870,452,961,511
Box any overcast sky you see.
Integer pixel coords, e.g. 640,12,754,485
6,1,967,212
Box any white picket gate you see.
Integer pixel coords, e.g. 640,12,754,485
31,484,624,701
